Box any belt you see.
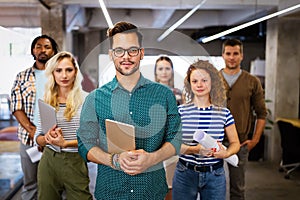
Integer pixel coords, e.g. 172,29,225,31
44,147,79,158
179,159,223,172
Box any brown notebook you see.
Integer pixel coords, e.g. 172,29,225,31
105,119,136,153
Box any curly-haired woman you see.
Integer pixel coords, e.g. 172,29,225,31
172,60,240,200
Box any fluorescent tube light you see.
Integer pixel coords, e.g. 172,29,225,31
99,0,114,28
157,0,207,42
201,4,300,43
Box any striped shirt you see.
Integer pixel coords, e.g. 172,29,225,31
11,66,36,145
35,104,81,153
178,103,235,165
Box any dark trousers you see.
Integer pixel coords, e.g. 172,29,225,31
227,145,249,200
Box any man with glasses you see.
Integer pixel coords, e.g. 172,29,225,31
77,21,182,199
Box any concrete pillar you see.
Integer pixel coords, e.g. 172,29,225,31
265,11,300,163
40,3,65,50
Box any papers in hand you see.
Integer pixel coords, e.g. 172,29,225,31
26,146,42,163
193,130,239,167
38,99,60,152
105,119,135,153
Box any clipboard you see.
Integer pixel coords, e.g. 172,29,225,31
38,99,60,152
105,119,135,153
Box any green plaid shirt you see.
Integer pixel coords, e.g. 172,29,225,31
77,74,182,200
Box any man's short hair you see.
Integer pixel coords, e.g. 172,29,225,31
222,39,243,54
107,21,143,48
31,35,59,60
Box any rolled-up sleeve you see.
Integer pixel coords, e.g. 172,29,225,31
165,90,182,155
10,73,22,113
77,91,100,162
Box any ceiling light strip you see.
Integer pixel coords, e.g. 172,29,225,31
99,0,114,28
157,0,207,42
201,3,300,43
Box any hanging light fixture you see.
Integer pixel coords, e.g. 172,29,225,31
201,3,300,43
99,0,114,28
157,0,207,42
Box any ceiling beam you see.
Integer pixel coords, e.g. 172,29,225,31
152,9,175,28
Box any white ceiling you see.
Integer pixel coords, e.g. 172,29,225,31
0,0,298,32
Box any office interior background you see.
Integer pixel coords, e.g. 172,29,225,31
0,0,299,198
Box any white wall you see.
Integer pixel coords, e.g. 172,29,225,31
98,54,225,90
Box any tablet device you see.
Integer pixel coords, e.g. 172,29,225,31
105,119,135,153
38,99,60,152
38,99,56,133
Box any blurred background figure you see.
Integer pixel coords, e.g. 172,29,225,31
220,39,267,200
10,35,58,200
154,55,182,105
154,55,183,199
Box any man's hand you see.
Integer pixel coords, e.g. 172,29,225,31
27,124,36,139
241,139,258,151
119,150,153,176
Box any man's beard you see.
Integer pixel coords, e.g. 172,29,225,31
37,53,51,64
37,58,48,64
115,62,139,76
227,64,239,70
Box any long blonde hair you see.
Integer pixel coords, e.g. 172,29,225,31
44,51,84,121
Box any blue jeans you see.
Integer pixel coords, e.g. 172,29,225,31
172,161,226,200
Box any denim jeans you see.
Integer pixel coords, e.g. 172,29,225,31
172,161,226,200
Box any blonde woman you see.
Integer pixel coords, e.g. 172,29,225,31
35,51,92,200
172,60,240,200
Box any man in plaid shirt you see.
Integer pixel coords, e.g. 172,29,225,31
10,35,58,200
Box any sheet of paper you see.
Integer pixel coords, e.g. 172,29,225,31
26,146,42,163
193,130,239,167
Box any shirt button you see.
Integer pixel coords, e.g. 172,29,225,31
130,189,133,193
130,112,133,115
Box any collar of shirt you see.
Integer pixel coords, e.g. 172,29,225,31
109,74,151,92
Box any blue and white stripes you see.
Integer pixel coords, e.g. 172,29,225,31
178,103,235,165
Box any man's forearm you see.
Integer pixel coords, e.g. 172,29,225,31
252,119,266,143
87,146,112,167
13,110,36,136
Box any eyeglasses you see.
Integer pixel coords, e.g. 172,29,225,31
111,47,141,58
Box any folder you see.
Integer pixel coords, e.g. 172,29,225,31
105,119,135,153
38,99,60,152
38,99,56,133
